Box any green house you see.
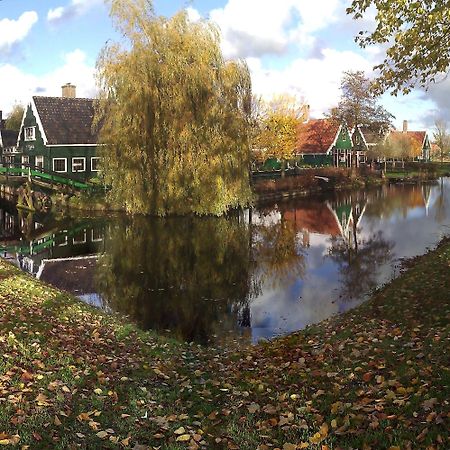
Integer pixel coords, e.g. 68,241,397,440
16,84,100,181
296,119,354,168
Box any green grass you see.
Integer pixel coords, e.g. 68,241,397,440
0,238,449,448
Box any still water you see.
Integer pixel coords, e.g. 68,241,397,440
1,179,449,345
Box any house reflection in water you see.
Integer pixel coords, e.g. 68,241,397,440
0,179,448,345
0,205,106,307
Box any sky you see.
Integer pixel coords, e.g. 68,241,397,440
1,0,449,131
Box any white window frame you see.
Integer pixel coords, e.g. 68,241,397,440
21,155,29,169
73,230,87,245
53,158,67,173
35,155,44,169
91,228,103,243
72,157,86,173
24,126,36,141
91,157,100,172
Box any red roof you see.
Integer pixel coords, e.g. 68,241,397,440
296,119,340,154
389,130,426,146
281,201,341,236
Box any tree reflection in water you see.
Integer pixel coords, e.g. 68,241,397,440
328,231,393,301
253,217,306,289
95,215,259,345
327,187,393,300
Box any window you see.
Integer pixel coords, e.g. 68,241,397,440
21,155,29,169
35,155,44,169
24,127,36,141
73,230,87,245
91,157,100,172
91,228,103,242
53,158,67,173
72,157,86,173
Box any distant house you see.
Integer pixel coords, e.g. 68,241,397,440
16,83,100,180
296,119,343,167
0,110,19,165
387,121,431,161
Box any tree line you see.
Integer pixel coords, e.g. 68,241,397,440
2,0,450,216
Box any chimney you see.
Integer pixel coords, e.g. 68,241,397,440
61,83,76,98
402,120,408,133
303,104,310,123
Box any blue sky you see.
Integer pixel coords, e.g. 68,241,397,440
1,0,448,131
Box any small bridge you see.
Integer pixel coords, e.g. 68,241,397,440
0,164,102,212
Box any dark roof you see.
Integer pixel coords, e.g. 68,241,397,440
361,131,384,146
33,96,98,145
0,129,18,148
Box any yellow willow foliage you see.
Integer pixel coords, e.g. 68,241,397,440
95,0,253,215
256,94,304,161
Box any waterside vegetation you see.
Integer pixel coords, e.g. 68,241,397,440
0,236,448,448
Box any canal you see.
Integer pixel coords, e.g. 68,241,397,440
1,179,449,345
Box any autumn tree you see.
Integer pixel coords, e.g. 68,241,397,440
95,0,253,215
256,95,306,173
330,71,394,134
5,103,24,131
347,0,450,94
372,133,421,170
433,120,450,164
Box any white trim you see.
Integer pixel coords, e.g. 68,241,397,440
30,98,48,145
35,155,44,168
73,230,87,245
24,126,36,141
91,229,103,242
52,157,67,173
326,123,344,155
90,157,100,172
72,157,86,173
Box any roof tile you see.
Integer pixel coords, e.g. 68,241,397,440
33,96,98,145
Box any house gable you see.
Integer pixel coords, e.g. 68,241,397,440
15,95,100,179
296,119,341,155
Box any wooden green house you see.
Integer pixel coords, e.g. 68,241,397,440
15,84,100,181
296,119,345,167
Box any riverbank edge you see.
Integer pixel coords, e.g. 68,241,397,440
0,236,449,448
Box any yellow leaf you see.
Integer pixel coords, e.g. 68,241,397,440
96,431,108,439
283,444,297,450
310,432,323,444
319,422,329,437
94,388,103,395
0,440,10,446
176,434,191,442
174,427,185,435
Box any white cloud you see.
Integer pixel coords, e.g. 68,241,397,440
47,0,103,24
186,7,201,23
0,49,96,114
249,48,372,117
209,0,341,59
0,11,38,54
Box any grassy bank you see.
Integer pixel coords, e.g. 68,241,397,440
0,239,449,449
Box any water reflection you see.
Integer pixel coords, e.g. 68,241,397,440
95,216,257,344
1,179,449,345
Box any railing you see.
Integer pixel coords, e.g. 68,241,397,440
0,163,102,192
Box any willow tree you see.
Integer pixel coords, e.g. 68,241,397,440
95,0,253,215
